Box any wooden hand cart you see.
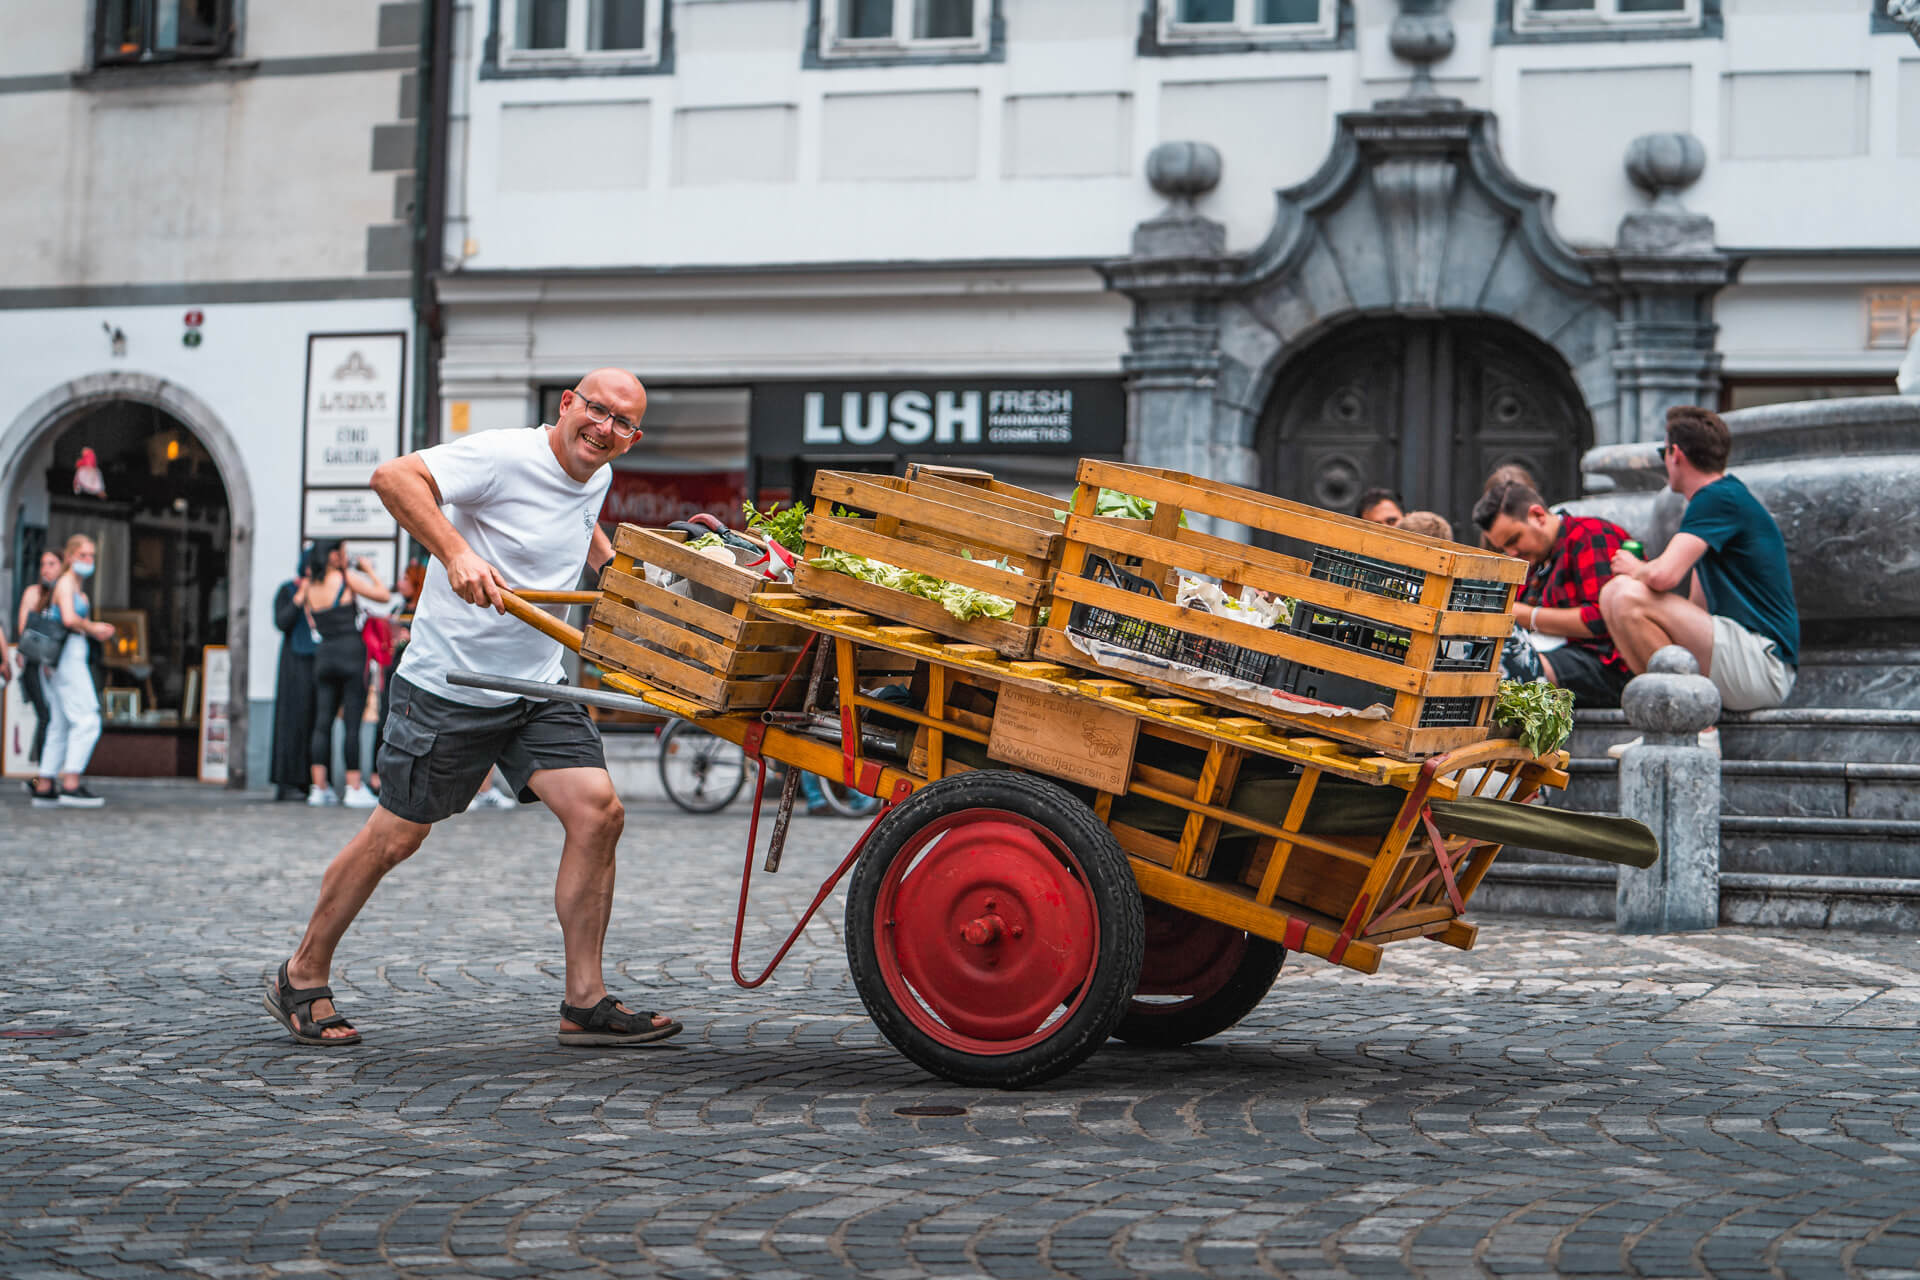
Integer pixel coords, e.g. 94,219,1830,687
477,526,1580,1090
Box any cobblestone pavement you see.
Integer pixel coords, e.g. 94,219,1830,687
4,779,1920,1280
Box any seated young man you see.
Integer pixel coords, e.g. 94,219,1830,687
1472,480,1634,708
1354,487,1404,527
1600,405,1798,712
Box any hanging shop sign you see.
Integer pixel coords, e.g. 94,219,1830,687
600,468,748,529
302,332,406,488
750,378,1126,458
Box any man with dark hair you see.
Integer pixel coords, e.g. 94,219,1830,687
1600,405,1797,711
1472,479,1634,708
1355,487,1404,526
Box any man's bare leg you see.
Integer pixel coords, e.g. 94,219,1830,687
1600,576,1717,675
283,807,432,1039
527,766,674,1034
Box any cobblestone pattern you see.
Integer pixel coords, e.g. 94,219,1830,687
3,782,1920,1279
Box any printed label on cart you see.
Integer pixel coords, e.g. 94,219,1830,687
987,685,1139,795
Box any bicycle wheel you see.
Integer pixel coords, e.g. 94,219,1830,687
813,775,881,818
656,719,747,814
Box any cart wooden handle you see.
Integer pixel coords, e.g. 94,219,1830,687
500,588,585,653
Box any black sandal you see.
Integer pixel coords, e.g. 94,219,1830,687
263,961,362,1046
558,995,682,1047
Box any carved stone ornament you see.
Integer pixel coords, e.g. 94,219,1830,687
1387,0,1455,102
1146,141,1222,207
1624,132,1707,213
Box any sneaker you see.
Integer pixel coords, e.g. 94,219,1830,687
342,784,379,809
307,784,339,807
30,780,60,809
466,786,518,812
57,784,104,808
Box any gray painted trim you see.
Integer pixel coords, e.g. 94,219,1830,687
800,0,1006,69
1492,0,1721,43
366,224,413,274
379,2,424,47
371,122,416,171
17,50,418,96
443,255,1108,284
0,278,410,310
1134,0,1356,56
1870,0,1907,34
479,0,677,78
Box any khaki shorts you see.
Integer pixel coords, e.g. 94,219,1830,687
1708,615,1795,712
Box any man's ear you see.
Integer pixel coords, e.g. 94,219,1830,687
1528,504,1551,524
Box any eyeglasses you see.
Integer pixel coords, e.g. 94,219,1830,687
1656,444,1670,461
571,390,642,439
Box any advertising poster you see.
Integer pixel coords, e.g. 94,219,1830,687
2,671,41,778
302,333,406,488
198,644,231,784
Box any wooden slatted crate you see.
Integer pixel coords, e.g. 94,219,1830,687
1035,459,1525,759
793,469,1066,660
581,525,811,712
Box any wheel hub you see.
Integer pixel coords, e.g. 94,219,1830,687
883,814,1097,1043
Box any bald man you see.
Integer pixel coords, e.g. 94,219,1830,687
265,370,683,1050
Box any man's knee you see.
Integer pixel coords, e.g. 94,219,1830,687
563,785,624,845
1600,574,1650,619
364,814,429,871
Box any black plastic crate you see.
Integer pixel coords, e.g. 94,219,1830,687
1068,555,1275,685
1289,606,1413,664
1273,659,1394,715
1308,548,1425,603
1432,635,1504,673
1448,579,1511,613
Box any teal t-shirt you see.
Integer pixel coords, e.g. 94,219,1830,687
1679,474,1799,667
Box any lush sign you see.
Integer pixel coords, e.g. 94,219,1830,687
751,379,1125,457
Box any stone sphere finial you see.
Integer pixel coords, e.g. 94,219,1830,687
1625,132,1706,213
1622,645,1721,738
1146,141,1221,206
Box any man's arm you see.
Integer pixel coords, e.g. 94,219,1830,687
1515,603,1590,638
588,525,613,574
371,454,510,614
1615,532,1707,595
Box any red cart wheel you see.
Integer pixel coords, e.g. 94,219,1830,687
845,772,1144,1089
1112,900,1286,1048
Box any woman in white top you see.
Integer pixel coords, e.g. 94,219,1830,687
36,535,116,808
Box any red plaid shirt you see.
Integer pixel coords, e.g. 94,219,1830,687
1522,513,1631,673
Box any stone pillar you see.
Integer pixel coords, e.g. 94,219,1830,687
1102,142,1237,486
1616,645,1722,933
1596,133,1733,445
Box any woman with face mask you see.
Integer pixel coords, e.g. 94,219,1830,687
35,534,116,807
13,550,63,799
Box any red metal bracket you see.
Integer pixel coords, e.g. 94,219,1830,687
1419,806,1470,916
740,720,767,761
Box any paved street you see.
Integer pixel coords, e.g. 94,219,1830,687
3,777,1919,1280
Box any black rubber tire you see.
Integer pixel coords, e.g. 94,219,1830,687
656,719,747,815
844,771,1145,1089
1112,904,1285,1048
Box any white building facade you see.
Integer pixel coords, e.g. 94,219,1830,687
0,1,429,785
436,0,1920,525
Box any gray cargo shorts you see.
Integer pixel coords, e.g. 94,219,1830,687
376,674,606,824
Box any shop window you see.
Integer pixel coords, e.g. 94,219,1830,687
1157,0,1336,43
503,0,662,66
95,0,234,64
819,0,992,58
1867,289,1920,350
1511,0,1700,35
1720,378,1895,413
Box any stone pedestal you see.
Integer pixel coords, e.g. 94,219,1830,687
1616,646,1722,933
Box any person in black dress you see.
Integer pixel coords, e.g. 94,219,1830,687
269,548,319,801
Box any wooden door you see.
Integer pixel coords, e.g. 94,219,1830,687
1258,317,1589,538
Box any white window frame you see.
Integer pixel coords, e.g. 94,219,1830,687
1157,0,1337,45
501,0,663,69
819,0,992,60
1512,0,1700,35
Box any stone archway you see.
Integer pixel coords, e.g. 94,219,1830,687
1104,102,1731,519
2,371,255,787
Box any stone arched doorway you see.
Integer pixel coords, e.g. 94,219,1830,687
1258,313,1592,533
2,372,253,787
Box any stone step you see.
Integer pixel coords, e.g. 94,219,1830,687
1557,758,1920,820
1570,708,1920,763
1498,811,1920,882
1785,647,1920,711
1474,862,1920,932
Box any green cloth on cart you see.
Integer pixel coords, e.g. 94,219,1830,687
937,734,1659,870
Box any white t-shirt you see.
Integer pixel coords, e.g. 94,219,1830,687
395,426,611,706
